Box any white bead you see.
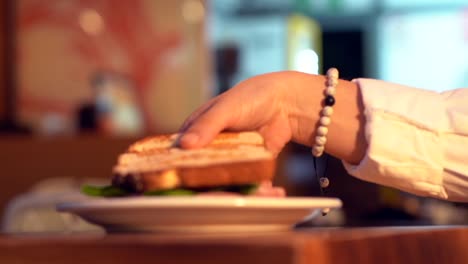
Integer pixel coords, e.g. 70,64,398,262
316,126,328,136
319,177,330,188
319,116,331,126
314,145,324,153
325,86,336,96
326,68,339,79
315,136,327,146
321,208,331,216
322,106,334,116
312,150,323,157
327,78,339,87
312,146,324,157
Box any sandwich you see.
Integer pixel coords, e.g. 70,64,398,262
82,131,285,197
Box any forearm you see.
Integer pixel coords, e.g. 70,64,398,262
284,71,367,164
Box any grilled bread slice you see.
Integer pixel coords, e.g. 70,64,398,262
112,131,276,193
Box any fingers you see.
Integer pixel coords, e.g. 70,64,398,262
179,100,234,149
178,72,290,150
180,97,219,132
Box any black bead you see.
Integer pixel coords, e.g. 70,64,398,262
324,95,335,106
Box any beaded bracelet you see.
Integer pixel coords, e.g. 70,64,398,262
312,67,338,158
312,67,339,216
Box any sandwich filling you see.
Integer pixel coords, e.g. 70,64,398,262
82,181,285,197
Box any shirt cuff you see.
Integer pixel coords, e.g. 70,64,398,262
342,78,447,199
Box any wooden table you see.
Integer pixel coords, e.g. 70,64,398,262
1,226,468,264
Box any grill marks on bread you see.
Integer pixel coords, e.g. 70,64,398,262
112,132,276,193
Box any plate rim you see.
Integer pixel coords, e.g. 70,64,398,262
57,196,342,212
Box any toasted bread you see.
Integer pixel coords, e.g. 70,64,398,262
112,131,276,193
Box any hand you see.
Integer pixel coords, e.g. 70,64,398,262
179,70,366,164
179,71,322,155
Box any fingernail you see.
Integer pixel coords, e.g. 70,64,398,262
179,123,189,133
180,133,199,147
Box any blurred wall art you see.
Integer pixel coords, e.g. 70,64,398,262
16,0,212,136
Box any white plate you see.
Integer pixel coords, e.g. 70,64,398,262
57,196,342,233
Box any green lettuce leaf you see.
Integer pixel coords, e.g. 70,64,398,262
143,189,196,196
81,185,128,197
81,184,259,197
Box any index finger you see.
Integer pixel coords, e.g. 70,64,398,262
178,100,236,149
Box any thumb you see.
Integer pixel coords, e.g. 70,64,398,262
258,114,292,155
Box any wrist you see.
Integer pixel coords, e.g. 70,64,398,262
285,72,326,147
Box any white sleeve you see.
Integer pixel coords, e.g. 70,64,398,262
342,78,468,202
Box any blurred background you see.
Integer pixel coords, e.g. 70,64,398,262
0,0,467,233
